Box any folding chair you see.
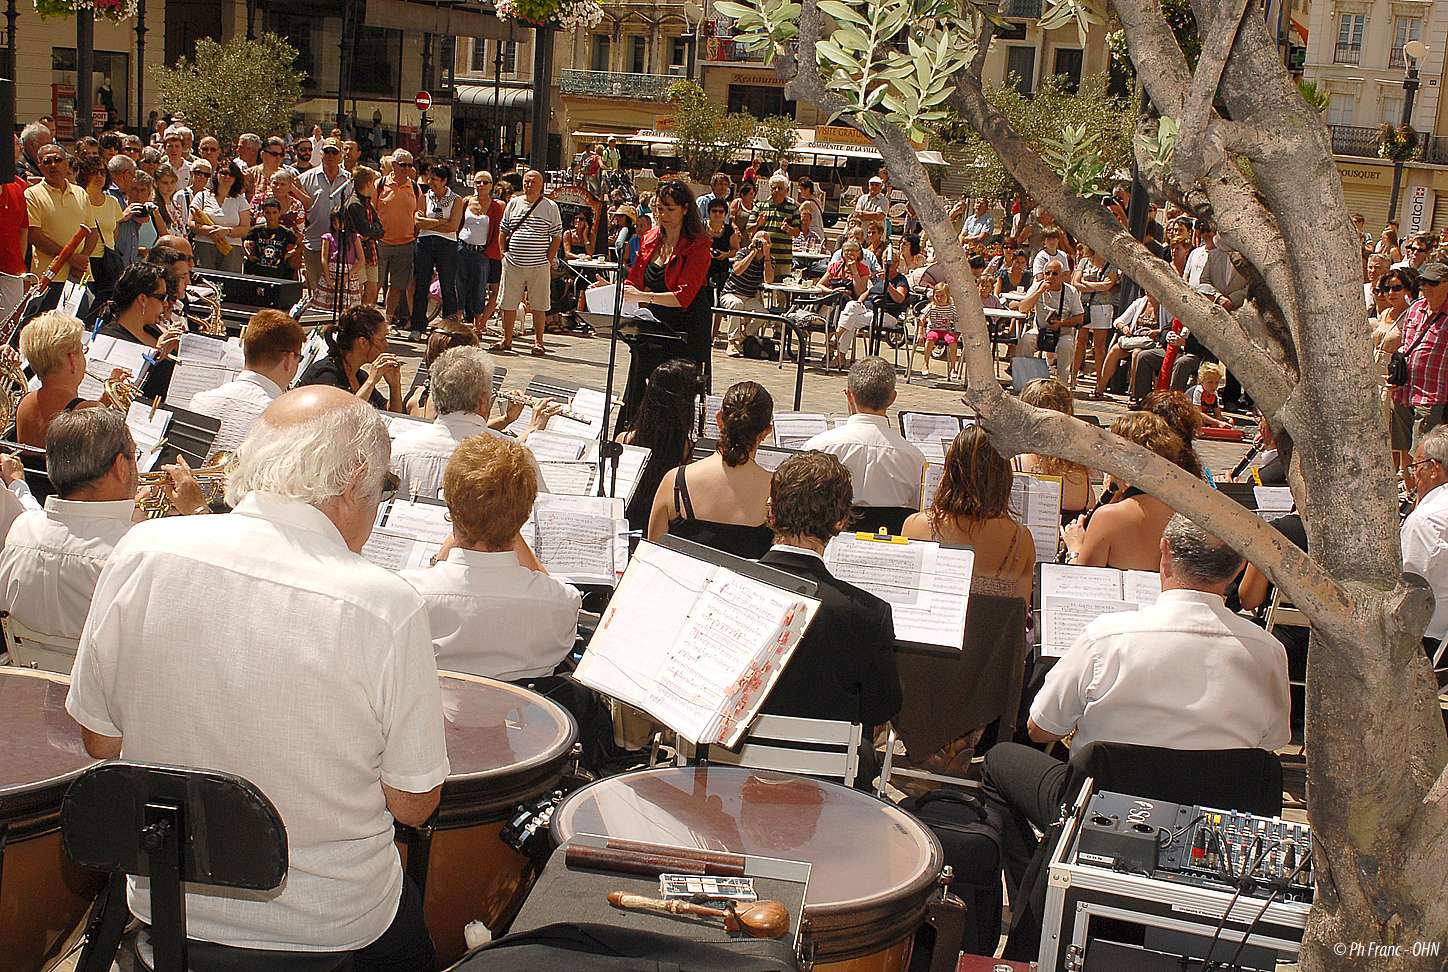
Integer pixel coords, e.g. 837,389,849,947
1,612,80,674
65,761,347,972
675,713,864,788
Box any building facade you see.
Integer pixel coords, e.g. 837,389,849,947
1303,0,1448,231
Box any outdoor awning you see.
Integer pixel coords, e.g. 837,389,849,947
456,85,534,110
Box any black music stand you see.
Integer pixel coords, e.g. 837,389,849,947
63,761,318,972
152,405,221,467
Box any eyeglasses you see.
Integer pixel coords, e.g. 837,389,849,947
39,157,64,165
1408,245,1429,252
380,472,401,504
1378,284,1407,293
1041,270,1061,277
1408,458,1441,474
201,146,221,154
262,149,283,158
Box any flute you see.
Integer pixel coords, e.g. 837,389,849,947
496,390,583,422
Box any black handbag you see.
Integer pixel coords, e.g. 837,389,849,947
1389,318,1432,387
88,241,126,303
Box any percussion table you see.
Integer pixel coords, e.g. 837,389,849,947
551,765,943,972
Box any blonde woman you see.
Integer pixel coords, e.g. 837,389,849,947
1014,378,1095,520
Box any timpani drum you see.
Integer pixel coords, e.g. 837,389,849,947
0,667,104,971
551,765,944,972
409,671,577,965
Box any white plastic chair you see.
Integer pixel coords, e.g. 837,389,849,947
2,613,80,674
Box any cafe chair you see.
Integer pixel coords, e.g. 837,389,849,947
1,612,80,674
675,713,864,788
64,760,352,972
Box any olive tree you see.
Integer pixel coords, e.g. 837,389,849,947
719,0,1448,966
151,33,304,146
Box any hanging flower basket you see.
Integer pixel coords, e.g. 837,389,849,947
496,0,603,31
1378,123,1421,163
34,0,138,22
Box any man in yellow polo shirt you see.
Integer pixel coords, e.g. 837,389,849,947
24,144,92,289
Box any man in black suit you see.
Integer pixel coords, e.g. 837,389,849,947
758,451,902,731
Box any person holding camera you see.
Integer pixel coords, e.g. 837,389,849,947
1015,258,1084,387
720,230,777,358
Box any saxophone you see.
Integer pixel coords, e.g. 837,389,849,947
185,289,226,337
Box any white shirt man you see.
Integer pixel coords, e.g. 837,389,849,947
66,388,448,957
1030,525,1291,752
0,412,140,640
190,310,307,454
1400,428,1448,643
853,177,889,224
390,345,555,499
803,357,927,508
1184,229,1248,310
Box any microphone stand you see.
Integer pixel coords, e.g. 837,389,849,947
595,233,630,498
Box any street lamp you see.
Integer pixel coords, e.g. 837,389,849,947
1387,38,1428,225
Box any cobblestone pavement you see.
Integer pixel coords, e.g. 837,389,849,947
388,322,1253,476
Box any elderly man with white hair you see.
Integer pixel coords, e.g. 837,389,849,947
66,385,448,969
750,171,802,281
1015,256,1084,386
390,345,558,499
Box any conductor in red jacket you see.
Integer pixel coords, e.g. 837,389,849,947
616,180,713,430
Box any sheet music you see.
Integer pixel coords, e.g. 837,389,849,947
584,284,641,317
380,410,430,441
79,335,151,401
920,461,945,508
1038,564,1161,656
165,361,239,408
179,333,246,369
771,412,830,449
1010,472,1063,563
575,542,821,746
529,510,619,585
126,402,171,473
524,428,587,462
293,330,326,388
756,446,797,473
582,441,650,503
538,460,596,494
824,533,974,649
701,394,723,432
901,411,967,447
382,499,452,543
569,388,608,436
1253,486,1294,521
360,528,440,572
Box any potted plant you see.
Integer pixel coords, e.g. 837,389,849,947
1378,123,1421,163
34,0,138,21
496,0,604,31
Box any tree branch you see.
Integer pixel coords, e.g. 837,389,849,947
946,74,1296,414
1172,0,1251,179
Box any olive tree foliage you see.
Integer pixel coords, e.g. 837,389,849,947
722,0,1448,967
151,33,305,146
662,81,758,180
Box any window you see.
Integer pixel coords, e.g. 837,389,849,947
1052,48,1083,92
1391,17,1422,67
1335,13,1364,64
591,34,611,72
502,41,517,74
1328,92,1355,126
470,38,488,73
631,36,647,74
726,84,795,117
269,13,315,90
1381,93,1404,126
1005,46,1036,95
350,27,398,96
670,37,689,67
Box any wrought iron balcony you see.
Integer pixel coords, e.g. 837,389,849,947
1330,124,1378,157
1334,42,1362,64
704,36,766,63
1001,0,1044,18
559,69,676,101
1389,46,1408,69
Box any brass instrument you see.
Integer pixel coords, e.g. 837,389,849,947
184,289,226,337
0,349,30,432
136,450,233,519
496,390,584,423
101,374,142,414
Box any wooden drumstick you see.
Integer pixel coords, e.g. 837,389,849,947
606,891,790,939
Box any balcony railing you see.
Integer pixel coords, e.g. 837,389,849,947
1001,0,1043,17
559,69,676,101
1330,124,1448,165
1334,42,1362,64
1389,46,1408,68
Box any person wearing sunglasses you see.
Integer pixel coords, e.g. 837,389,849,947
91,262,184,401
377,149,420,331
1401,425,1448,655
1394,232,1435,272
1015,258,1084,387
24,144,96,289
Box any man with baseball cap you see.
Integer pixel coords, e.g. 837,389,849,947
298,137,353,295
1393,261,1448,448
377,149,419,329
853,175,888,226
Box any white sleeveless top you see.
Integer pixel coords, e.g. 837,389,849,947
418,189,460,241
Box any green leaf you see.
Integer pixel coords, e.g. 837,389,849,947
815,38,859,68
819,0,870,25
713,0,757,18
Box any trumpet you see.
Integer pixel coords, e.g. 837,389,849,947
136,450,234,519
496,390,584,423
184,289,226,337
